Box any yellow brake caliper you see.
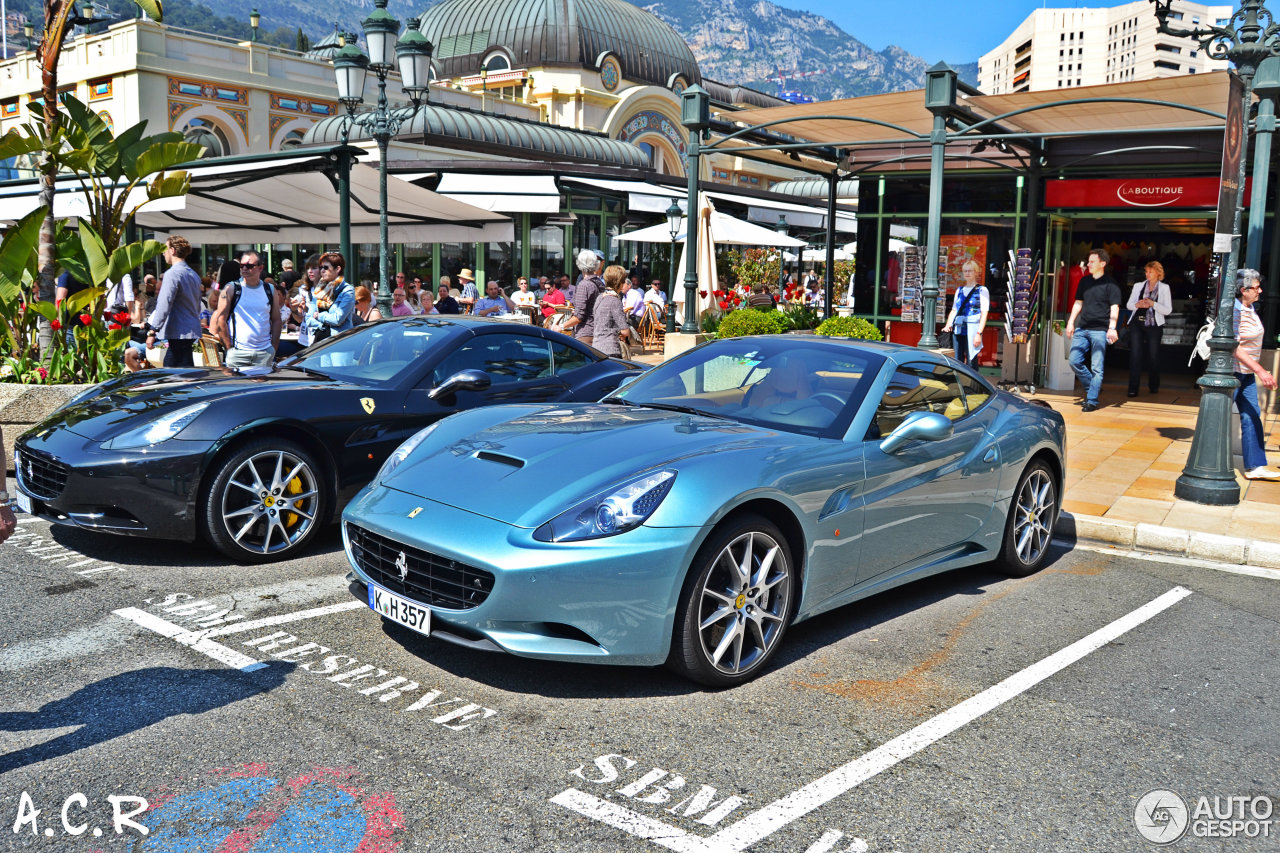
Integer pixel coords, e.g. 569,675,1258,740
284,474,303,528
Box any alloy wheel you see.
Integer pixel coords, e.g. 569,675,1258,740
1012,468,1055,566
220,449,320,556
696,530,791,677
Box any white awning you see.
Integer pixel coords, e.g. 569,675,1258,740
0,181,186,222
434,173,561,213
704,190,857,233
561,177,686,214
619,209,807,247
135,162,512,245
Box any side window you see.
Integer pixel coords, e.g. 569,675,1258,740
956,370,992,414
434,336,551,386
551,340,593,376
869,364,967,438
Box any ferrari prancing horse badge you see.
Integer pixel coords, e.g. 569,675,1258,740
360,397,376,414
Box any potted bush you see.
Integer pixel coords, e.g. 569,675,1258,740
815,315,884,341
717,309,789,339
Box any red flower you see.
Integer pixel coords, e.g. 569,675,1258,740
37,367,48,379
718,299,729,310
55,298,62,307
79,313,93,326
50,319,61,331
114,311,131,324
713,289,724,297
699,290,707,298
108,322,122,331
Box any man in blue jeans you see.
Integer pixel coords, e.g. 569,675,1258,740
1065,248,1122,412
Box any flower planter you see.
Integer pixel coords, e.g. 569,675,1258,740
1,383,94,470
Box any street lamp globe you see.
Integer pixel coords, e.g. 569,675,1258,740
396,23,434,105
665,200,682,238
333,42,370,108
361,0,401,72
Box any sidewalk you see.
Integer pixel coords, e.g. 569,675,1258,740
1030,378,1280,566
628,342,1280,565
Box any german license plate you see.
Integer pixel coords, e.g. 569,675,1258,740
14,490,32,515
369,584,431,636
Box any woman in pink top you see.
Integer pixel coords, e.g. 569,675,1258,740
1233,269,1279,480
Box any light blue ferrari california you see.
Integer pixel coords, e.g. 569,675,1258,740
341,335,1066,686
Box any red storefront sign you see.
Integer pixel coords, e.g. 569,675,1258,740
1044,177,1251,209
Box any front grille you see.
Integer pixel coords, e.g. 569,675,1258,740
15,449,69,501
347,523,495,611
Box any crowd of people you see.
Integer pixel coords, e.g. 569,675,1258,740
89,239,682,371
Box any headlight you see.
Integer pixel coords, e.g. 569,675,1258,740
103,402,209,449
534,470,676,542
376,422,440,483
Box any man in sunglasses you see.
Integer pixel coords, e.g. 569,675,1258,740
212,250,283,368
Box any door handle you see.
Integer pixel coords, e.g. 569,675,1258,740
983,448,998,463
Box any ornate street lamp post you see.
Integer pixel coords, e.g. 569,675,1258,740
331,0,433,317
775,215,788,295
665,200,681,334
680,85,710,335
249,8,259,42
1151,0,1280,504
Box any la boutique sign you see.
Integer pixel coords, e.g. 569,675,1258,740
1045,177,1251,209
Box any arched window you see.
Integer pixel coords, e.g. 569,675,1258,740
182,118,231,158
483,53,510,72
637,141,655,167
279,129,307,150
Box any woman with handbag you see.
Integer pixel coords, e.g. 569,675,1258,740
1125,261,1173,397
304,252,356,343
940,259,990,367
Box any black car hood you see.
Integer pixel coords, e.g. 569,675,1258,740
37,367,343,440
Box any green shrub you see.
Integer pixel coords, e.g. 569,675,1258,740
716,308,788,339
700,310,722,335
815,316,884,341
779,304,821,331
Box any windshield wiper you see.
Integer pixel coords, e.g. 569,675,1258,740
633,401,731,420
290,364,331,380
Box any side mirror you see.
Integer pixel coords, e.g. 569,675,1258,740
428,369,491,402
879,411,953,454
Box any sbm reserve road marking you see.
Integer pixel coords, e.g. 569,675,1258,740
552,585,1195,853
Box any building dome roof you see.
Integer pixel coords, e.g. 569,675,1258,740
418,0,700,89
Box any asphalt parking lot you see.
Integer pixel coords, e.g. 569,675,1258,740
1,517,1277,852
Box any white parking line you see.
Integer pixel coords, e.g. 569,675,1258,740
177,601,366,642
113,607,266,672
553,585,1194,853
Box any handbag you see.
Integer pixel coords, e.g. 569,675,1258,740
937,329,954,350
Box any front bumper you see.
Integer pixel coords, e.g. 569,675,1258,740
341,484,702,666
14,429,211,541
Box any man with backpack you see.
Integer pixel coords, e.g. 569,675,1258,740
212,250,282,368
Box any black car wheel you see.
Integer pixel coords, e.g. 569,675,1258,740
997,460,1059,577
202,438,326,563
668,514,794,687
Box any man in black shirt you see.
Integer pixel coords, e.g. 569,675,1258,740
1065,248,1122,412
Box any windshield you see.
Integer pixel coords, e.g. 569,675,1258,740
610,336,884,438
285,319,457,386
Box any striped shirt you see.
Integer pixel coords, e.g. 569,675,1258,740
1234,298,1265,373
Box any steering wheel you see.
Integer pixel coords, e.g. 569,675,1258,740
809,392,846,414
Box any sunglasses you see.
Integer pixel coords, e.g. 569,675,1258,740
320,264,335,271
240,262,260,269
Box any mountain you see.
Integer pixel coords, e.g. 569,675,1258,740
81,0,976,100
631,0,978,101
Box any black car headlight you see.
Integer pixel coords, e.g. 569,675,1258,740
103,402,209,449
376,422,441,484
534,470,676,542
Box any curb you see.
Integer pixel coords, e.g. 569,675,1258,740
1054,511,1280,569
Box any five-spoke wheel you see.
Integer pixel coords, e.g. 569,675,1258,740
669,515,793,687
997,460,1058,577
203,438,326,563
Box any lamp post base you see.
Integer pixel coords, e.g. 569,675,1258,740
1173,381,1240,505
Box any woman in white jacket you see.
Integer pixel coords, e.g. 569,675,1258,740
1126,260,1173,397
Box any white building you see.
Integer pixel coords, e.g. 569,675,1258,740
979,0,1232,94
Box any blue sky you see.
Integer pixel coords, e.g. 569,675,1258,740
773,0,1054,64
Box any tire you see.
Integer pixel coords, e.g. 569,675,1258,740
202,438,327,563
996,460,1059,577
667,514,794,687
